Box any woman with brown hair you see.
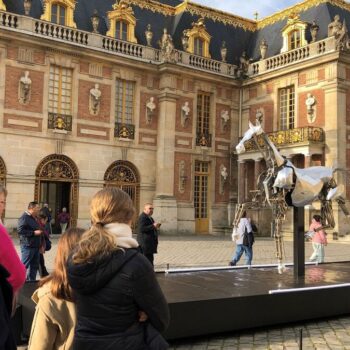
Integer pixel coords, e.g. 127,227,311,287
28,227,84,350
67,187,169,350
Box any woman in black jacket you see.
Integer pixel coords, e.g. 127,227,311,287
67,187,169,350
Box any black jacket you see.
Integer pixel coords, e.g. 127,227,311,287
67,248,170,350
0,265,16,350
17,212,41,248
137,212,158,254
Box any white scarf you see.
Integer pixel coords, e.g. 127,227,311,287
104,223,139,249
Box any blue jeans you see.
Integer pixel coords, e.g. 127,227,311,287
21,246,39,281
231,244,253,265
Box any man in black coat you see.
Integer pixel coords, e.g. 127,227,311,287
17,201,42,281
137,203,161,266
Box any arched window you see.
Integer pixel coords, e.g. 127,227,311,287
115,20,128,41
194,37,204,56
280,14,307,53
289,29,301,50
51,3,66,25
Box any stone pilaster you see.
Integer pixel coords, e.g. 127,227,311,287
153,92,178,234
238,160,246,203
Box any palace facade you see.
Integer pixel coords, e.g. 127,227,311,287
0,0,350,236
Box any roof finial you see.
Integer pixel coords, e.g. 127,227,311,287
254,11,259,21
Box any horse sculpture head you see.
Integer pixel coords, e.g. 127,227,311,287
236,120,263,154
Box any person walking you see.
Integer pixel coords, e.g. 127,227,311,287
67,188,169,350
229,211,254,266
41,203,52,235
309,214,327,263
18,201,42,281
37,211,50,278
137,203,161,266
0,186,26,350
57,207,70,234
28,227,84,350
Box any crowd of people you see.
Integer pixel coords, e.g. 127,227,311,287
0,182,330,350
0,186,169,350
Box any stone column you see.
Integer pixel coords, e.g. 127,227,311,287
304,154,311,168
153,92,178,234
324,82,347,235
238,160,246,203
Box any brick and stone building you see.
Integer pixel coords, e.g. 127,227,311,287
0,0,350,236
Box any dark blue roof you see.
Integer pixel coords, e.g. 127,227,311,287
4,0,350,64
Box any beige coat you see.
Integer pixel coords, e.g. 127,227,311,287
28,282,76,350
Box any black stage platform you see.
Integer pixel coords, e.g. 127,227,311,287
16,262,350,341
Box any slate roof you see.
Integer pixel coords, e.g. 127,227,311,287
3,0,350,65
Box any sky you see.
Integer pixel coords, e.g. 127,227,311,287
193,0,301,20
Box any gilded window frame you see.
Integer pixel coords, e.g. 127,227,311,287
41,0,77,28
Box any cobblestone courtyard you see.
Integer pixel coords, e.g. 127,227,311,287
14,235,350,349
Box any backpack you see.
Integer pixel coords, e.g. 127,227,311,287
243,227,255,248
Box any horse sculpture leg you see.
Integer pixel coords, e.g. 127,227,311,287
272,194,288,273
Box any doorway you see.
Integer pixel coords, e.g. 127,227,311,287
40,181,71,234
35,154,79,230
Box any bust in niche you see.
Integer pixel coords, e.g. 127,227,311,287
181,101,191,128
89,83,101,115
146,97,156,124
220,109,230,132
18,70,32,104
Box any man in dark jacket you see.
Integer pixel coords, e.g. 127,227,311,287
137,203,161,266
17,201,42,281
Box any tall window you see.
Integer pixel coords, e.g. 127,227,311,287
48,66,72,115
279,86,295,130
51,4,66,25
289,30,301,50
194,37,204,56
115,21,128,41
197,93,210,135
115,79,135,124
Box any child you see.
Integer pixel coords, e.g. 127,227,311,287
309,214,327,263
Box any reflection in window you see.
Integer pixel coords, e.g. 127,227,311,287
115,79,135,124
194,37,204,56
51,4,66,25
279,86,295,130
48,65,72,115
115,21,128,41
289,30,301,50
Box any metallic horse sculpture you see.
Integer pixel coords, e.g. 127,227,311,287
234,119,349,273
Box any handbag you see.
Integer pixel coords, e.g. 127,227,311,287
44,234,52,251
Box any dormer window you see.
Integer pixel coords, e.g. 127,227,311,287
184,18,211,58
281,14,307,53
41,0,76,28
194,37,204,56
115,20,128,41
0,1,6,11
51,4,66,25
107,0,137,43
289,29,301,50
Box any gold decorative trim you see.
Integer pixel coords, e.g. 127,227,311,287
41,0,77,28
107,0,137,43
177,2,256,31
257,0,350,29
0,0,6,11
123,0,256,31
